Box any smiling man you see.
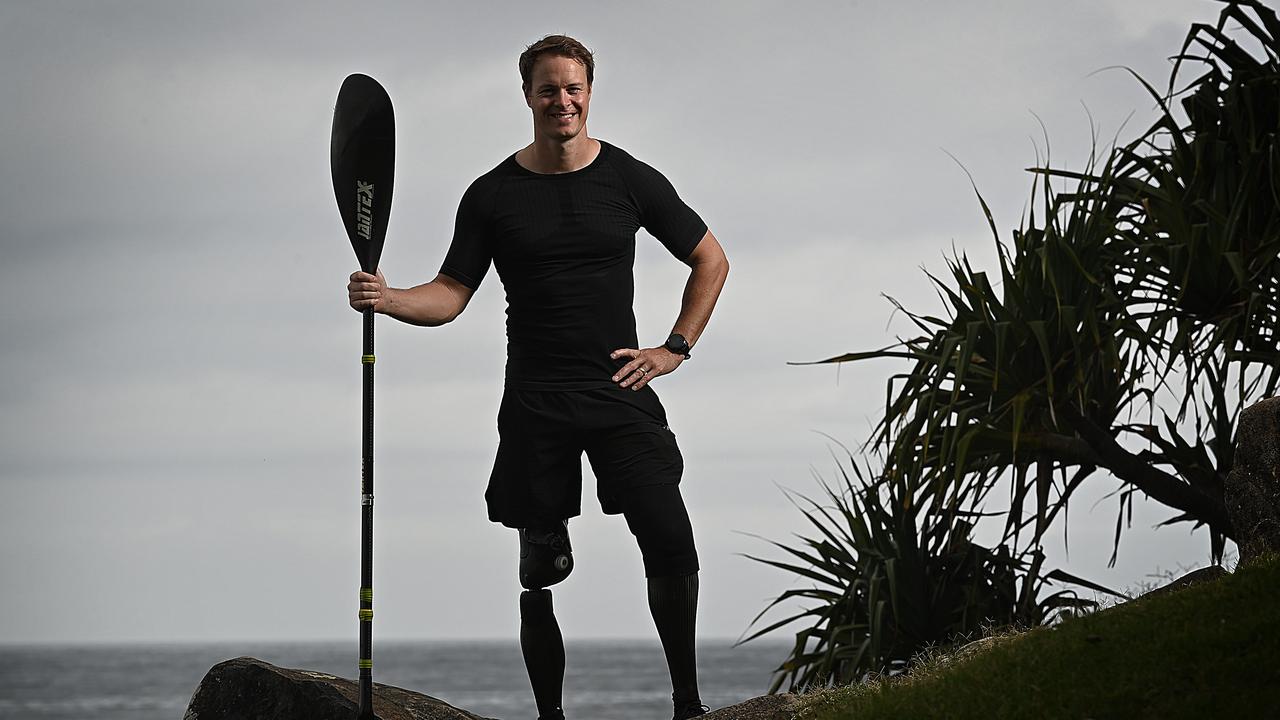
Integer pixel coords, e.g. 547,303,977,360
347,34,728,720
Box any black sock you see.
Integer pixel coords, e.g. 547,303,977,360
648,571,700,707
520,590,565,719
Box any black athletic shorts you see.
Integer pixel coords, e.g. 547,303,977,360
485,384,684,528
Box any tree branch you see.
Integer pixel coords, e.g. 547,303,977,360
1061,407,1235,538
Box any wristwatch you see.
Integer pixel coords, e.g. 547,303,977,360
663,333,691,359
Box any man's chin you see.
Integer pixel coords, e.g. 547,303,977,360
543,127,585,142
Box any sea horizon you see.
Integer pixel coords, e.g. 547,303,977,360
0,635,779,649
0,637,795,719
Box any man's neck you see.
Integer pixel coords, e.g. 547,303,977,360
517,135,600,174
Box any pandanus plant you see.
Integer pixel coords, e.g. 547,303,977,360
745,0,1280,691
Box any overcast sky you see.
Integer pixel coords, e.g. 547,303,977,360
0,0,1231,647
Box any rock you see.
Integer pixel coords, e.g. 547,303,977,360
1224,396,1280,566
1141,565,1229,599
701,693,802,720
183,657,496,720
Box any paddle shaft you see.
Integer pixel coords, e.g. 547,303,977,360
331,72,394,720
359,307,375,718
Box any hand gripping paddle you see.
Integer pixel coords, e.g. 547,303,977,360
331,73,394,720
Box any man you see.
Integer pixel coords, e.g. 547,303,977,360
347,35,728,720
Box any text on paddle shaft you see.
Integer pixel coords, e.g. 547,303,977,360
356,181,374,240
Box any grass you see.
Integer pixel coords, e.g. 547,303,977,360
794,553,1280,720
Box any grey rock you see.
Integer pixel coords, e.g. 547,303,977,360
1141,565,1228,599
700,693,802,720
1224,396,1280,567
949,634,1015,661
183,656,496,720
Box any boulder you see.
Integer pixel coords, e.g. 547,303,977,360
184,656,807,720
1224,396,1280,567
183,657,496,720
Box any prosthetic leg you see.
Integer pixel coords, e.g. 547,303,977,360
519,521,574,720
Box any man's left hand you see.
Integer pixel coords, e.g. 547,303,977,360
610,347,683,390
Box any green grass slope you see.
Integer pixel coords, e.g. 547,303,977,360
798,553,1280,720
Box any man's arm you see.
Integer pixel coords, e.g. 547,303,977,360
348,270,475,327
671,229,729,349
610,229,729,389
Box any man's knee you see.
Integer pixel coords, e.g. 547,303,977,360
519,520,574,590
640,547,699,578
619,484,699,578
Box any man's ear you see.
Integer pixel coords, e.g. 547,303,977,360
522,84,532,108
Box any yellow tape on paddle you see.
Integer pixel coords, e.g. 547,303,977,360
359,609,373,621
362,354,376,364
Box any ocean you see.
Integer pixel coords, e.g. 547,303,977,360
0,639,794,719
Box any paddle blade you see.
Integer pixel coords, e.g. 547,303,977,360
331,73,395,274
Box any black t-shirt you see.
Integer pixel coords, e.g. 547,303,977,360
440,140,707,390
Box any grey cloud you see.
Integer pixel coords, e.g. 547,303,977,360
0,0,1233,643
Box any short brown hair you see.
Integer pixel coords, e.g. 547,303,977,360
519,35,594,92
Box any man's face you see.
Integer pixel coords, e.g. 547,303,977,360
525,55,591,142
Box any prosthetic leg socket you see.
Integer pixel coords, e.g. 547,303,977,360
519,521,574,590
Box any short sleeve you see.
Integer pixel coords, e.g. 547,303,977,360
439,179,494,290
615,153,707,261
